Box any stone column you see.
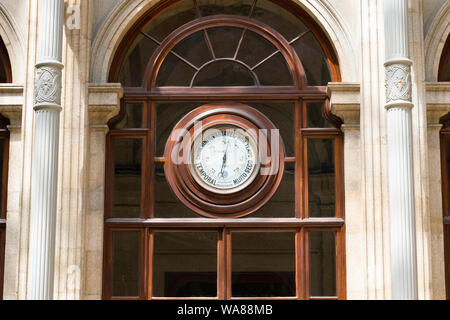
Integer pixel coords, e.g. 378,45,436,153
384,0,418,300
27,0,65,300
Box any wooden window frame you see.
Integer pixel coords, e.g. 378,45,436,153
0,35,11,300
440,130,450,300
103,0,345,300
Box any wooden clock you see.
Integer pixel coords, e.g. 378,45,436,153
164,103,285,218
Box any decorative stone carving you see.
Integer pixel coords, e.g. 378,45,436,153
35,65,62,107
385,63,412,103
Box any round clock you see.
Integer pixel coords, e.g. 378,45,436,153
164,103,285,218
190,126,260,194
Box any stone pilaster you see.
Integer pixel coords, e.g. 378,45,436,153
329,83,364,299
384,0,418,300
83,83,122,300
28,0,64,300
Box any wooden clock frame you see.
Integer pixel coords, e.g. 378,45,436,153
164,103,285,218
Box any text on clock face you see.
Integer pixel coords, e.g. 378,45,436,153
193,128,257,190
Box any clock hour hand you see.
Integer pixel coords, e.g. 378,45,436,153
219,141,230,178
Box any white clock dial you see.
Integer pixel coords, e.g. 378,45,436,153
191,127,259,193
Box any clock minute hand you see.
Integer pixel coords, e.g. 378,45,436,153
219,141,229,177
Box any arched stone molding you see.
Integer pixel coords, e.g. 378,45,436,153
0,2,25,84
292,0,358,81
90,0,358,83
424,1,450,82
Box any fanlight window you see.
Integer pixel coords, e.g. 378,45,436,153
116,0,333,87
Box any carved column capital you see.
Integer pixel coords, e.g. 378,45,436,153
88,84,123,133
385,59,413,109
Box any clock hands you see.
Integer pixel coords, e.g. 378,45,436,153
219,139,230,179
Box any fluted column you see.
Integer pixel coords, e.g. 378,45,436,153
384,0,418,300
28,0,64,300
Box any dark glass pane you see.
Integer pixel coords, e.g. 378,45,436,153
115,104,144,129
143,1,197,43
172,31,212,69
446,136,450,216
0,139,4,216
194,61,256,87
154,162,201,218
236,30,277,69
156,103,201,156
112,231,141,297
440,38,449,81
118,34,158,87
197,0,253,17
253,0,309,42
252,162,295,218
208,27,244,58
308,139,336,218
153,232,217,297
309,231,337,297
232,232,296,297
292,32,331,86
112,139,142,218
0,61,6,83
248,103,295,156
254,52,294,86
156,52,197,87
306,102,332,128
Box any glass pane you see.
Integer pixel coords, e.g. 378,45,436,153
236,30,278,69
252,162,295,218
292,32,331,86
254,52,294,86
156,103,201,156
309,231,337,297
249,103,295,156
253,0,309,42
446,136,450,216
113,139,142,218
172,31,212,69
0,60,6,83
115,104,144,129
198,0,254,17
306,102,332,128
118,34,159,87
143,1,197,43
232,232,296,297
154,162,201,218
308,139,336,218
112,231,141,297
153,232,217,297
208,27,244,59
156,52,197,87
0,139,4,216
194,61,256,87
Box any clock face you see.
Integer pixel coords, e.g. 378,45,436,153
191,127,259,193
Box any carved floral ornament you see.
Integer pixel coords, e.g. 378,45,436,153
35,65,62,106
385,63,412,103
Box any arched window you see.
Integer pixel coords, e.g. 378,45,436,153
439,33,450,300
104,0,344,300
0,36,11,300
